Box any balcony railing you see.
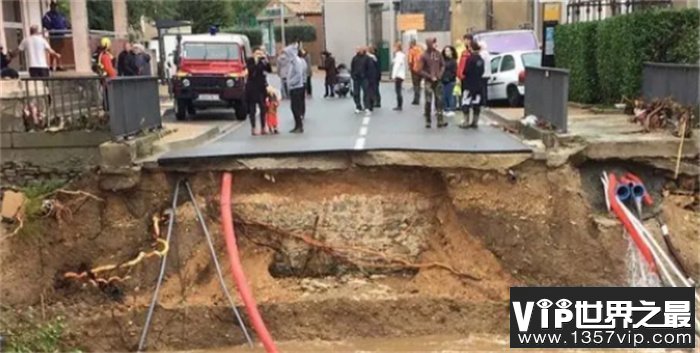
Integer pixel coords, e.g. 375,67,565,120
566,0,672,23
21,76,108,132
20,76,162,139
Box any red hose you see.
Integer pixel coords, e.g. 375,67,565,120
607,174,657,273
220,172,279,353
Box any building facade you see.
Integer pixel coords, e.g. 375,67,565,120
1,0,128,73
259,0,326,65
450,0,696,44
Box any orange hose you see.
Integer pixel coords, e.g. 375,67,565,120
220,172,278,353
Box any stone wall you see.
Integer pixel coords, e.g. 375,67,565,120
1,160,88,186
1,81,110,186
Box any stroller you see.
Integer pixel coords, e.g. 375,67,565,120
334,64,351,98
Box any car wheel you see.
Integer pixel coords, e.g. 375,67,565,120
507,85,523,107
175,99,188,121
233,100,247,121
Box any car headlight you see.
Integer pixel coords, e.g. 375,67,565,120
182,79,190,87
226,79,234,87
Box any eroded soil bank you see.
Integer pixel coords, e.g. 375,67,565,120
1,159,697,352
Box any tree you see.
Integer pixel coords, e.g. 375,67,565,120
174,0,234,33
229,0,267,27
127,0,177,32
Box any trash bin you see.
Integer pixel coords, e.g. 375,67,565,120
379,41,390,72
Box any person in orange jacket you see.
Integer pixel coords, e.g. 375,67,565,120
457,33,473,82
97,37,116,78
265,86,280,134
407,38,424,105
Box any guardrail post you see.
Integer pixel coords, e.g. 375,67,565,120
524,67,570,133
107,77,162,139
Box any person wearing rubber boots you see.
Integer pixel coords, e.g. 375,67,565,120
420,38,447,128
460,41,485,129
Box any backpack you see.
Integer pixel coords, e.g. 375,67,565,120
91,49,102,75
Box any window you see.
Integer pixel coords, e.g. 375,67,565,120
500,55,515,72
490,57,502,74
521,52,541,68
182,43,241,61
3,0,22,22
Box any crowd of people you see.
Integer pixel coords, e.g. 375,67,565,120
246,33,492,137
390,34,491,129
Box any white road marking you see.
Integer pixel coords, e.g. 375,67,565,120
354,116,370,150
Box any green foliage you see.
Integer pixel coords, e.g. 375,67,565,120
17,179,66,238
556,8,700,103
58,0,267,36
126,0,177,32
173,0,233,33
555,22,599,103
274,25,317,44
229,0,267,27
4,317,80,353
223,27,263,47
87,0,114,31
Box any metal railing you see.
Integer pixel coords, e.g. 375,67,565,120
566,0,672,23
21,76,107,132
107,76,162,139
642,62,700,107
524,67,570,133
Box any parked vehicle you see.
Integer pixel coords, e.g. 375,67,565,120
171,33,252,121
487,50,541,107
473,30,539,55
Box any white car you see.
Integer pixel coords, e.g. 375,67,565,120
487,50,541,107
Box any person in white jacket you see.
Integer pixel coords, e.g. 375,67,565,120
390,42,407,111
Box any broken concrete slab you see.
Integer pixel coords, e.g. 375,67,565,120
353,151,532,171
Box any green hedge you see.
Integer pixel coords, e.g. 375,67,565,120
223,27,263,47
555,22,599,103
274,25,317,44
556,8,699,103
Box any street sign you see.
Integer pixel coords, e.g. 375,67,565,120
397,14,425,31
543,3,561,22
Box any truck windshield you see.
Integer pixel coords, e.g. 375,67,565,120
182,43,241,61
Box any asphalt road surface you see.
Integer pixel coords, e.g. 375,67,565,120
159,76,529,163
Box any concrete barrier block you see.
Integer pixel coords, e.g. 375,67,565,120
1,133,11,148
0,114,25,133
99,141,136,168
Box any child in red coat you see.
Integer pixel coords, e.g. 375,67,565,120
265,86,280,134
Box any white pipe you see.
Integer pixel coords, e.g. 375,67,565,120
621,203,700,303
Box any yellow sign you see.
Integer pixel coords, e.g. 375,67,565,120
543,3,562,22
397,14,425,31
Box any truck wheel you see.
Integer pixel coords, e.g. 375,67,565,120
233,100,248,121
175,99,188,121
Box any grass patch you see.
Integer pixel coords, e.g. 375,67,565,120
2,316,81,353
15,179,67,238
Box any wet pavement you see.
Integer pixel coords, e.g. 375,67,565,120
159,77,529,164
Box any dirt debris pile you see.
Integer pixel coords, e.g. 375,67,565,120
0,160,697,351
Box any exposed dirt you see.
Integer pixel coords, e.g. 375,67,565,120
0,161,697,352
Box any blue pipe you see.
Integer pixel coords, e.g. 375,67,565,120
616,184,632,201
